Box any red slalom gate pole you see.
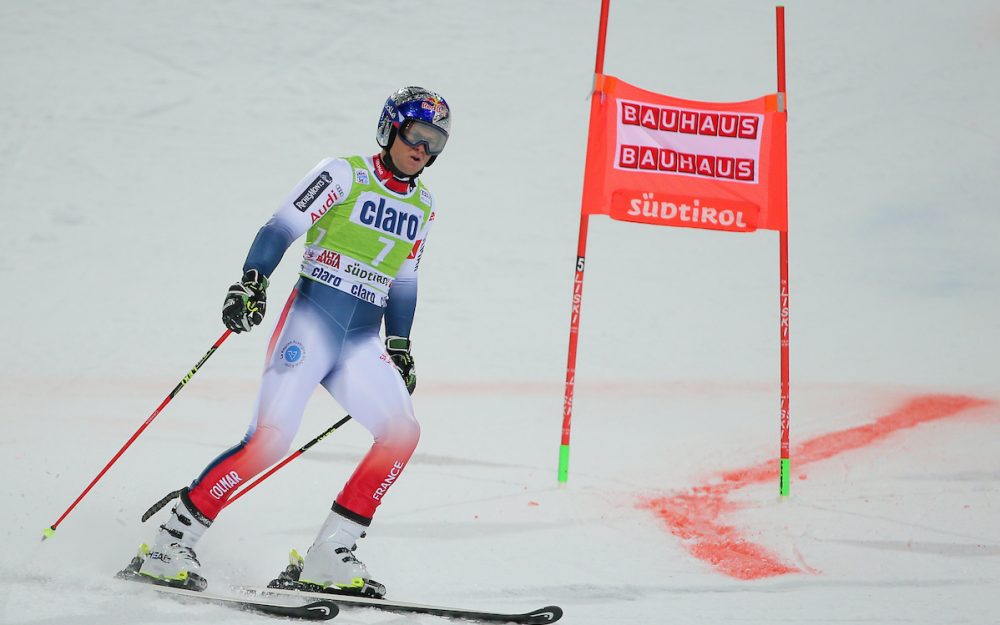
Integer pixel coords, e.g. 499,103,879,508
42,330,233,540
559,0,611,484
775,5,791,496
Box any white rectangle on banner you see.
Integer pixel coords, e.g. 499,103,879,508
615,99,763,184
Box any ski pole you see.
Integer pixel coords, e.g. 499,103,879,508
42,330,233,541
223,414,353,508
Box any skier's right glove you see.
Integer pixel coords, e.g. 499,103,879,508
222,269,269,333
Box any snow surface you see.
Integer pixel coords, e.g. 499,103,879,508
2,1,999,624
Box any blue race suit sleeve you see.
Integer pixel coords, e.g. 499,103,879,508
384,271,417,337
242,217,297,278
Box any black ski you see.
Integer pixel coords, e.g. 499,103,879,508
236,586,562,624
146,584,338,620
116,563,337,621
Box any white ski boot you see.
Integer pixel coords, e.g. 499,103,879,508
270,510,385,598
122,493,211,590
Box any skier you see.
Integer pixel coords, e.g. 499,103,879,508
122,86,451,598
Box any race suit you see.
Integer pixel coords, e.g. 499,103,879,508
186,153,434,527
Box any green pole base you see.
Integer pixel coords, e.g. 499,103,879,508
558,445,570,483
779,457,790,496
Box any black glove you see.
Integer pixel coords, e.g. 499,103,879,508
222,269,269,333
385,336,416,394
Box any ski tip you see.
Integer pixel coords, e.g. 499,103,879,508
301,600,339,620
41,526,56,541
527,605,564,623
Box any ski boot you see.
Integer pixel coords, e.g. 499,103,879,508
116,491,210,591
269,511,385,598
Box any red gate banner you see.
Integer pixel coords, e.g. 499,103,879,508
580,74,788,233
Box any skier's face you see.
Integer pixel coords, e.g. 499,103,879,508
389,132,432,176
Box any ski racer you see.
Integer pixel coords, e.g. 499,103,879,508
123,86,451,599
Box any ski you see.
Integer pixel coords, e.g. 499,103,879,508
145,584,339,620
235,585,563,624
117,551,338,620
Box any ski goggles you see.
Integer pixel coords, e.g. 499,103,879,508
398,119,448,156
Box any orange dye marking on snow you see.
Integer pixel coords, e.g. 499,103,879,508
640,394,993,580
